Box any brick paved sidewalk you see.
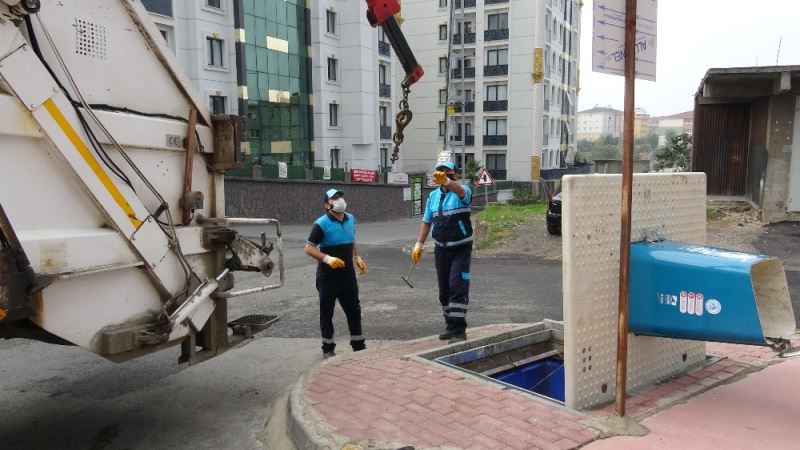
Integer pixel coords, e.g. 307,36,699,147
288,324,798,450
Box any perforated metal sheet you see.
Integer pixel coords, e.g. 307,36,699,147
562,173,707,410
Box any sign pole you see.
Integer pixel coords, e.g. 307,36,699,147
615,0,637,418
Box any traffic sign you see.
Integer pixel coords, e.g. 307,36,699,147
474,167,495,186
592,0,657,81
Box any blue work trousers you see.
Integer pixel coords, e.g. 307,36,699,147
434,243,472,333
316,274,365,353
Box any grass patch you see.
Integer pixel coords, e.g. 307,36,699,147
707,207,720,221
475,203,548,249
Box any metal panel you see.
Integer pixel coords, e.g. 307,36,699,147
692,102,751,196
562,173,707,410
747,97,769,207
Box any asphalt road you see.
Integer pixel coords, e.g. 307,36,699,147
0,218,561,450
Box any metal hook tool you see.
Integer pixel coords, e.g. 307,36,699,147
401,261,418,289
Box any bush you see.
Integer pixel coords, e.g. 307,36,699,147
510,184,541,205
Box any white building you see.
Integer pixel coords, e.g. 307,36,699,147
577,106,623,142
143,0,238,115
400,0,581,180
309,0,403,173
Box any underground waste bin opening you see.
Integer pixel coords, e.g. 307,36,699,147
490,356,565,402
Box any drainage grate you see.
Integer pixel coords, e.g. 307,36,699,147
228,314,279,328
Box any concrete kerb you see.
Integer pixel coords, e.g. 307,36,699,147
289,370,342,450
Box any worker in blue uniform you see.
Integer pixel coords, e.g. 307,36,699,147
410,161,473,343
304,189,367,358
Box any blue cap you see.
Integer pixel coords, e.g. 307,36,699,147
324,188,344,202
435,161,455,171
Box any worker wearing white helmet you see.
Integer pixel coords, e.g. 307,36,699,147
410,160,473,343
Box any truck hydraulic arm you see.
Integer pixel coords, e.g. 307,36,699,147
365,0,425,163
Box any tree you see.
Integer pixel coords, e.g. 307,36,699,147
464,159,482,184
653,133,692,172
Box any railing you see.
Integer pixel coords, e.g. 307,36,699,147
484,29,509,41
465,135,475,146
452,33,476,44
453,102,475,113
451,67,476,79
488,169,507,180
454,0,476,8
543,134,549,145
378,41,390,57
379,84,391,98
483,135,507,146
483,64,508,76
544,99,550,110
450,135,462,142
485,0,509,4
380,126,392,140
483,100,508,112
540,164,593,180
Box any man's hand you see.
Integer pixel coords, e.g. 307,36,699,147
432,171,451,186
411,242,424,263
354,256,367,275
322,255,345,269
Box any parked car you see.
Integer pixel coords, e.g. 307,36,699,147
546,192,561,236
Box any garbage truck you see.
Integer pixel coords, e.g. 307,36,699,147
0,0,285,364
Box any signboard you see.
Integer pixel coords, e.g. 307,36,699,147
531,155,541,181
403,187,411,201
351,168,377,183
323,166,331,180
474,167,495,186
533,48,544,83
592,0,657,81
278,162,288,179
387,172,409,185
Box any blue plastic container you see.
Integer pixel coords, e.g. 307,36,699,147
492,357,565,401
629,241,795,346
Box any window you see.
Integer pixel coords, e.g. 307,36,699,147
329,103,339,127
487,13,508,30
486,153,506,174
379,64,387,84
378,26,387,43
439,24,448,40
249,128,261,139
380,147,389,169
465,123,472,136
327,57,338,81
439,89,447,105
326,10,336,34
206,0,221,8
439,121,446,136
486,119,507,136
439,0,448,7
454,153,475,170
206,37,223,67
486,48,508,66
209,95,225,114
439,57,448,73
464,89,473,102
379,106,388,127
486,85,507,101
330,148,340,168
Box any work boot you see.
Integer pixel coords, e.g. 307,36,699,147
438,329,455,340
323,350,336,359
448,332,466,344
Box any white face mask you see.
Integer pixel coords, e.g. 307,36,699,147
331,198,347,213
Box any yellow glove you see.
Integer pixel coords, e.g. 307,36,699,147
322,255,345,269
432,171,451,186
411,242,424,263
355,256,367,275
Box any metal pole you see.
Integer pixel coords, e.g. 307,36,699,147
615,0,637,418
459,2,466,180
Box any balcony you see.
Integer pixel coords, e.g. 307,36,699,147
450,135,462,142
378,41,390,57
484,29,509,41
452,33,476,45
379,84,391,99
544,99,550,110
380,126,392,140
488,169,507,180
454,0,476,8
485,0,509,4
453,101,475,113
465,135,475,146
483,64,508,77
543,134,549,146
483,100,508,112
451,67,476,79
483,135,507,146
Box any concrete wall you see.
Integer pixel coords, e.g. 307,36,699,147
593,159,650,174
763,93,800,222
225,179,419,224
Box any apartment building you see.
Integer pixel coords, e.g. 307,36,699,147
400,0,580,180
577,105,623,142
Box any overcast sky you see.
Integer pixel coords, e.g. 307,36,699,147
578,0,800,116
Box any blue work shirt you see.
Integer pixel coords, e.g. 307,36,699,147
308,212,357,276
423,184,473,247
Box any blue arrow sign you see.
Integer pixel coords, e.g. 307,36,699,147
637,14,656,24
598,20,625,30
596,34,619,42
598,4,625,15
635,58,656,64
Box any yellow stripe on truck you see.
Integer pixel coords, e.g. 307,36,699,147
43,99,142,228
